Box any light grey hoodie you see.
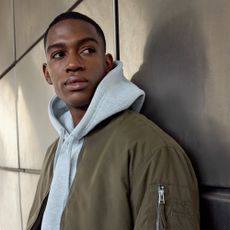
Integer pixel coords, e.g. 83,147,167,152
41,61,145,230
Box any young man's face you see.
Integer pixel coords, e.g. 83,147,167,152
43,19,113,109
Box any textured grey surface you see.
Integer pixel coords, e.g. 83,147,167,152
0,70,18,168
119,0,230,228
14,0,79,59
16,41,56,170
0,0,14,75
0,171,22,230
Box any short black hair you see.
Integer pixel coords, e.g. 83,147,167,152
43,11,106,52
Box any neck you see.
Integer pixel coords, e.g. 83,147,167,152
69,107,87,126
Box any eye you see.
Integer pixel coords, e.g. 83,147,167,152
51,51,65,59
81,47,96,55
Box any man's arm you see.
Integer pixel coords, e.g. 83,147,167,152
129,145,200,230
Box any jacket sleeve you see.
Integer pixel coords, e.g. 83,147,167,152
129,145,200,230
26,139,58,230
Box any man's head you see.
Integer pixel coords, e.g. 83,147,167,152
43,12,113,116
44,11,107,53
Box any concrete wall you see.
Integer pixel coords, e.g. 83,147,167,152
119,0,230,229
1,0,230,229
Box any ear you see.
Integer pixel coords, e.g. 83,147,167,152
42,63,53,85
105,54,114,74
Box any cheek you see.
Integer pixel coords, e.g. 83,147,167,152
94,61,108,78
92,70,106,85
47,62,63,76
52,83,61,96
47,66,63,85
49,76,62,96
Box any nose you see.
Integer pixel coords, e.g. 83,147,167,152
65,52,85,72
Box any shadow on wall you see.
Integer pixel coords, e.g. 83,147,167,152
131,2,230,228
132,1,230,187
132,5,206,177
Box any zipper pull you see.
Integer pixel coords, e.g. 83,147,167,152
158,185,165,204
156,185,166,230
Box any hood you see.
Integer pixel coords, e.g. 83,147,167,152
48,61,145,140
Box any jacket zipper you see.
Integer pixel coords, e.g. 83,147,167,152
156,185,167,230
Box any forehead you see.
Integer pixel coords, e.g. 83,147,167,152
46,19,102,47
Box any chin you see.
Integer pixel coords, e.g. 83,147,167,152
67,99,91,109
66,92,93,105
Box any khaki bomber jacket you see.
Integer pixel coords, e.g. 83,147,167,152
27,110,200,230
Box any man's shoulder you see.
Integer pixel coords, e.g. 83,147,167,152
102,110,181,150
116,110,173,137
116,109,159,129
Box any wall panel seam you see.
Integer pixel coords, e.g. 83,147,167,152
0,166,40,174
113,0,120,60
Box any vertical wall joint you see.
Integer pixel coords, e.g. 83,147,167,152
113,0,120,60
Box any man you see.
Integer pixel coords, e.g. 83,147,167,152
26,11,199,230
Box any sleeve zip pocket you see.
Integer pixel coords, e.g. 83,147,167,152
156,185,167,230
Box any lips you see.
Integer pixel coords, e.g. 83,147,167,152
64,76,88,91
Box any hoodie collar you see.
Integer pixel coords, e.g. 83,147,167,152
48,61,145,140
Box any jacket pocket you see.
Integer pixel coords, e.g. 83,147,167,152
152,183,199,230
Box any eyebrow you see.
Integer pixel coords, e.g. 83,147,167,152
46,37,99,53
